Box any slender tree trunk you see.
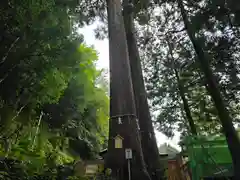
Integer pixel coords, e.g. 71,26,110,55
0,37,19,65
32,111,43,149
122,2,163,180
177,0,240,178
174,68,197,135
106,0,151,179
167,39,197,135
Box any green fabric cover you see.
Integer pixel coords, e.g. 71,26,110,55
183,136,234,179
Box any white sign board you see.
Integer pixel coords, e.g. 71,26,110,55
118,117,122,124
125,148,132,159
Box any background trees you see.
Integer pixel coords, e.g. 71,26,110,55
137,0,240,141
137,0,240,177
0,0,109,178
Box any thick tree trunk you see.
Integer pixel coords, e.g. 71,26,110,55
177,0,240,179
122,2,164,180
106,0,151,179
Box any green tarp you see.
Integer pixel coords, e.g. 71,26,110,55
183,136,233,180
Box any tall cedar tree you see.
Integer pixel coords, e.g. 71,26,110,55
122,1,164,179
106,0,151,179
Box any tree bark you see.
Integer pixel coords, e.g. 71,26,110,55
122,2,164,180
177,0,240,179
106,0,151,179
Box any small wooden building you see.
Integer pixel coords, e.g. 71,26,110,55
159,143,191,180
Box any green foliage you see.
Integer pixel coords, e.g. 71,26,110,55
136,0,240,141
0,0,109,179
